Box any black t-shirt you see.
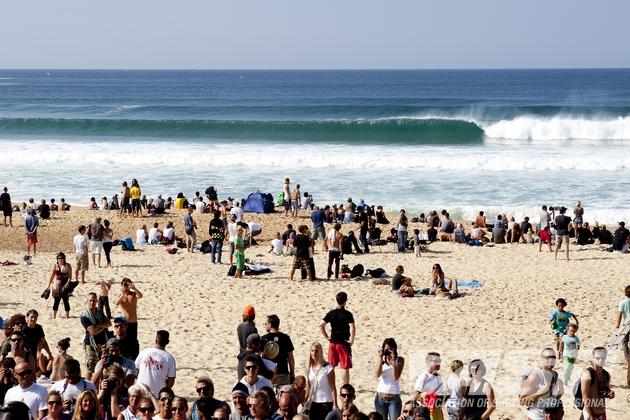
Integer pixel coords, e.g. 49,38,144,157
294,234,311,258
0,193,10,209
80,311,109,345
237,322,258,352
323,308,354,344
23,324,45,357
392,273,404,291
576,227,593,245
261,332,295,375
554,215,572,235
281,229,296,245
38,204,50,219
520,222,532,234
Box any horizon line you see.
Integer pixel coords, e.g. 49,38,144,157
1,66,630,72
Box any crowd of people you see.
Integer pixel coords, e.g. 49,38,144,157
2,179,630,419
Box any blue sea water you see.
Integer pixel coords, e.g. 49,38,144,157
1,69,630,222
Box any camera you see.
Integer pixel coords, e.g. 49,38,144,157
383,350,391,357
106,378,119,390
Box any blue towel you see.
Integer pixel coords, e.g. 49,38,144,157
456,280,482,288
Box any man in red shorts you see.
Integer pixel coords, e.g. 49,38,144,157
319,292,356,385
538,226,553,253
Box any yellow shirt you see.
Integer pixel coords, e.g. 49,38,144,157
175,197,186,210
130,186,141,200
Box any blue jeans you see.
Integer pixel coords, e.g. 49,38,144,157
210,240,223,263
359,230,370,252
397,231,408,252
374,394,402,420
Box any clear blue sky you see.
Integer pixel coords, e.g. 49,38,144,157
1,0,628,69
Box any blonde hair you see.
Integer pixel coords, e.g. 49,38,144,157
72,390,100,420
450,359,464,373
307,342,325,372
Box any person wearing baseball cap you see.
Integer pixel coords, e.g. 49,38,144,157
237,305,258,353
230,382,250,420
91,337,137,386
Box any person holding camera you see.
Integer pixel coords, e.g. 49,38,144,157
0,358,17,405
51,359,97,416
97,365,128,419
91,338,137,387
374,338,405,420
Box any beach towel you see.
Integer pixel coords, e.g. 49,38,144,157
244,262,271,275
455,280,482,288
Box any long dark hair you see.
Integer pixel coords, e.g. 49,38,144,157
382,338,398,359
432,264,444,276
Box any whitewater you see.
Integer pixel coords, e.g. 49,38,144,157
1,69,630,223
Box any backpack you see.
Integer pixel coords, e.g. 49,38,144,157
350,264,364,278
120,236,134,251
227,265,237,277
573,367,609,410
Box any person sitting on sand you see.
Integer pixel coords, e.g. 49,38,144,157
153,194,165,214
375,206,390,224
49,198,58,211
576,222,595,245
507,217,521,243
269,232,284,255
492,216,506,244
612,221,630,252
136,224,148,245
88,197,99,210
429,264,459,299
37,199,50,219
475,211,487,228
100,196,108,210
109,194,120,210
60,198,70,211
469,223,488,246
451,223,466,244
163,221,175,244
148,222,163,244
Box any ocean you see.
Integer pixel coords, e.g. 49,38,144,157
1,69,630,222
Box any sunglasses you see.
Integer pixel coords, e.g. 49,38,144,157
10,337,21,342
340,393,354,398
139,407,154,413
16,370,33,377
248,403,257,408
172,406,186,412
160,397,174,402
48,400,63,406
196,385,212,393
244,365,258,371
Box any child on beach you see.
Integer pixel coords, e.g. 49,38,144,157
562,323,580,385
98,277,114,319
413,228,421,258
549,298,579,356
269,232,284,255
235,226,246,278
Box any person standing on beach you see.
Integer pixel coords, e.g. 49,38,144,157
554,207,572,260
102,219,113,268
324,223,343,280
130,179,142,217
80,293,111,378
615,285,630,387
120,181,131,216
262,314,295,388
311,206,326,248
573,201,584,225
135,330,176,399
539,205,550,232
291,184,301,218
396,210,408,253
184,207,197,253
24,209,38,256
209,210,226,264
1,187,12,227
116,278,142,346
235,226,246,278
289,225,313,281
320,292,355,385
579,347,614,420
283,178,291,217
73,225,89,283
88,217,104,268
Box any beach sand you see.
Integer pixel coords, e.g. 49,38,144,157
1,207,629,419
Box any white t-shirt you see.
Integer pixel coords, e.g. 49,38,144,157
230,207,243,223
271,239,284,254
619,298,630,322
51,378,97,406
240,375,273,395
136,229,147,244
248,222,261,233
135,347,177,397
414,371,443,393
195,200,205,213
445,374,463,408
327,230,341,251
163,227,175,240
228,222,238,242
148,228,160,243
73,234,88,255
308,364,334,403
4,383,49,419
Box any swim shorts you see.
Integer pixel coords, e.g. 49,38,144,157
328,342,352,369
90,240,103,255
292,256,310,270
76,254,89,271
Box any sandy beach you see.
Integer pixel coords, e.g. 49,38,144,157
1,207,629,419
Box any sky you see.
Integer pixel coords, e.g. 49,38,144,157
1,0,628,69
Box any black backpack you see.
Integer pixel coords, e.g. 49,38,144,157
573,367,609,410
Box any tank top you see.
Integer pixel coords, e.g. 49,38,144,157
54,263,70,291
463,380,488,418
377,362,401,394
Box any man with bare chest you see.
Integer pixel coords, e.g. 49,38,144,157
115,278,143,346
